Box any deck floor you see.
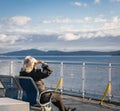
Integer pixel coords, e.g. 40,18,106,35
51,94,120,111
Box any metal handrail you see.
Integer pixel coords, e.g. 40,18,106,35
0,59,120,103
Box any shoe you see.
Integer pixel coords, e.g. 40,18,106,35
66,107,76,111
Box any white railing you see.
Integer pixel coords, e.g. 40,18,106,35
0,60,120,103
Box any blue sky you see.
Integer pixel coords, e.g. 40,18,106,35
0,0,120,53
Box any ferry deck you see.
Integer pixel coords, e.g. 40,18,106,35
38,94,120,111
59,94,120,111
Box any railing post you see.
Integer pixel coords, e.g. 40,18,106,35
9,61,14,87
82,62,85,99
108,63,112,102
9,61,13,76
60,61,63,93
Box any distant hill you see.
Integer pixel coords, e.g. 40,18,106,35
0,49,120,56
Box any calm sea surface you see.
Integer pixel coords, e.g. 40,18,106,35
0,55,120,62
36,55,120,62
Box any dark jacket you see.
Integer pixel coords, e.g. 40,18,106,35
20,63,52,92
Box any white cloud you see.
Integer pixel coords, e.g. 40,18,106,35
41,17,106,24
0,33,23,45
94,18,107,23
57,16,120,40
42,18,82,24
104,16,120,29
74,2,81,6
84,17,93,23
0,16,120,44
0,34,11,44
94,0,100,4
103,16,120,37
72,2,88,7
8,16,31,26
42,18,72,23
58,33,80,41
0,34,7,42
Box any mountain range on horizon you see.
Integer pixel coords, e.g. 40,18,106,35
0,49,120,56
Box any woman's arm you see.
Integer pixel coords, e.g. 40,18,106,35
33,60,45,69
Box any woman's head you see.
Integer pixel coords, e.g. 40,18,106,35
23,56,37,73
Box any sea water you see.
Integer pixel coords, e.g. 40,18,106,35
1,55,120,62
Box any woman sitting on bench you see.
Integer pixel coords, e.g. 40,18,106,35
20,56,76,111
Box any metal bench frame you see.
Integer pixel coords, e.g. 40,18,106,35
15,76,52,111
0,75,22,99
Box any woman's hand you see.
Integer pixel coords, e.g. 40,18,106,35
37,60,45,64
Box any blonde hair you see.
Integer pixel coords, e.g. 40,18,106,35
23,56,37,73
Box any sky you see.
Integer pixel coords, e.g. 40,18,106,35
0,0,120,53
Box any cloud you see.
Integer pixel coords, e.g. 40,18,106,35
0,16,120,46
0,33,20,44
41,17,107,24
94,18,107,23
58,33,80,41
42,18,72,23
74,2,81,6
72,2,87,7
104,16,120,29
103,16,120,36
57,17,120,41
0,34,7,43
7,16,31,26
94,0,100,4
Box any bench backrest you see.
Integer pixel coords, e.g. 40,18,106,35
15,76,40,106
0,75,22,99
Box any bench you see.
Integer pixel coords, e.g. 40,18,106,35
15,76,52,111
